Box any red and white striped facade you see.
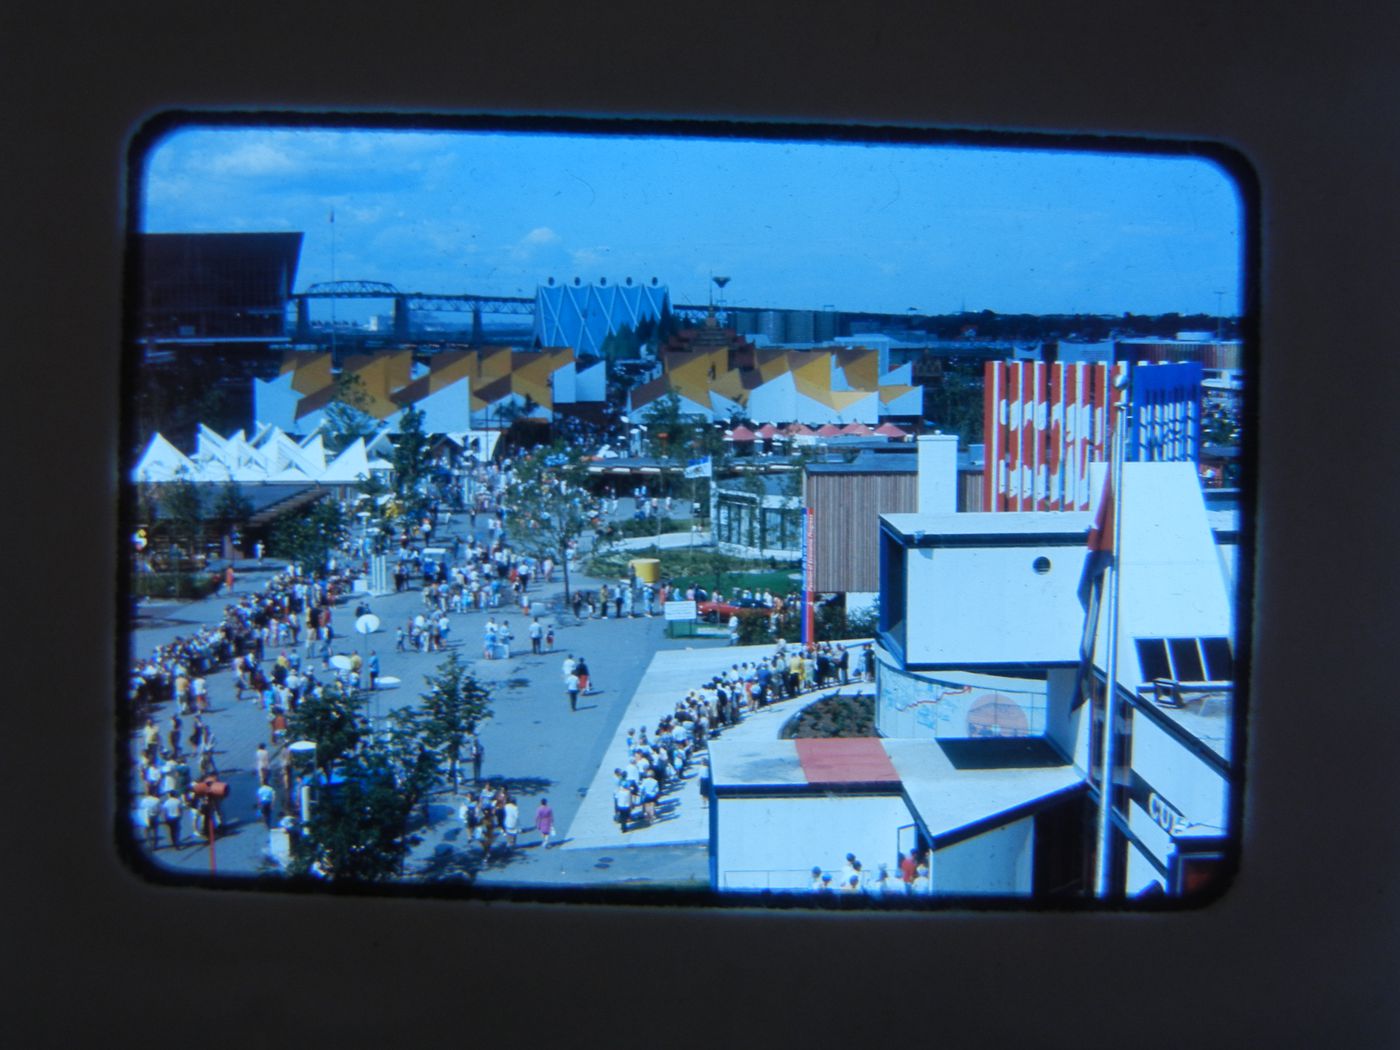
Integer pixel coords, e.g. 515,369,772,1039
982,360,1125,512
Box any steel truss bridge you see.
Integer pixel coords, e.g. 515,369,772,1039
293,280,846,344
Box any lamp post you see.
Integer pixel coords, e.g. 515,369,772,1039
1094,371,1130,898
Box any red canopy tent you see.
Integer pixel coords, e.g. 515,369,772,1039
756,423,781,439
840,422,875,436
728,424,757,442
815,423,843,437
874,422,909,438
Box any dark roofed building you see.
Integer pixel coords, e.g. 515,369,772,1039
136,232,302,341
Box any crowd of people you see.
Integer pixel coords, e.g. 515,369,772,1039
129,564,358,719
455,785,556,853
605,637,879,834
131,557,375,851
807,848,933,897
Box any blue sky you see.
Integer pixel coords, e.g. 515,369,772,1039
140,124,1243,319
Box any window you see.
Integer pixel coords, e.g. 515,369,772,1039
879,532,907,656
1134,637,1232,683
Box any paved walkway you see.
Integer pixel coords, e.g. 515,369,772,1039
561,641,876,851
125,514,736,887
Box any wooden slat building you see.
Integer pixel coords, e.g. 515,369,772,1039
806,451,983,594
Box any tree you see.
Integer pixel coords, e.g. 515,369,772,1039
641,390,699,461
391,406,432,520
288,740,414,881
286,681,365,777
161,471,206,571
211,479,253,549
381,706,443,826
417,652,494,791
324,372,378,454
500,443,601,604
599,323,640,363
269,496,347,576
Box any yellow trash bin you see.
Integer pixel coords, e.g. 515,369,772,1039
629,557,661,584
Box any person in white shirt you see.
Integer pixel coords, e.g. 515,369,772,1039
613,782,634,832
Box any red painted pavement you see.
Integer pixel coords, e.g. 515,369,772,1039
794,738,901,785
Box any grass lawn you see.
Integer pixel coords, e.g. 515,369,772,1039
588,544,799,598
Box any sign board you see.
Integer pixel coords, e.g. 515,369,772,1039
355,613,381,635
664,600,698,621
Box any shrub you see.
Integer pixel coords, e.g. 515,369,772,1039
131,571,222,600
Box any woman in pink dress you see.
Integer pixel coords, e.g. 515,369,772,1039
535,798,555,848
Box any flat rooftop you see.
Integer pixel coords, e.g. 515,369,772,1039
710,734,1082,846
882,510,1093,541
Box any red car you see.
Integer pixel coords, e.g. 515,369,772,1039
698,596,775,623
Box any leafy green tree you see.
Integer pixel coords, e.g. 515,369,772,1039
391,406,433,520
599,323,640,363
381,706,443,824
289,741,414,881
269,496,347,576
286,682,365,777
641,390,699,461
500,443,601,604
161,472,206,574
324,372,378,453
211,480,253,548
418,652,494,790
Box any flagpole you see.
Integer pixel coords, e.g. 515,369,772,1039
329,207,337,359
1094,371,1128,897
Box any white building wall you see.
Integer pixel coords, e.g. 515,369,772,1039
413,382,473,436
904,545,1085,666
846,592,879,617
932,816,1034,895
917,434,959,515
745,372,796,422
252,373,301,432
551,362,577,404
881,385,924,417
715,794,915,891
1044,668,1088,766
576,361,606,402
1125,839,1165,896
1130,713,1229,835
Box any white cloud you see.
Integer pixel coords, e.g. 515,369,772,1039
202,141,302,178
522,226,559,246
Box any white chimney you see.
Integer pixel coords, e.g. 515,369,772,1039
917,433,959,514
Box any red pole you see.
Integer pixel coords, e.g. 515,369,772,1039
207,800,217,876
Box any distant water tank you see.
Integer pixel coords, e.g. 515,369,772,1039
731,309,759,336
759,310,785,343
786,310,815,343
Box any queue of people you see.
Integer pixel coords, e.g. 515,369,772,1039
808,849,932,897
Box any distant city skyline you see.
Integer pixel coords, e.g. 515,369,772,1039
140,123,1244,322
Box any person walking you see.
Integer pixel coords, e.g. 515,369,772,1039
161,791,184,850
502,796,520,849
468,734,484,785
254,742,270,786
255,782,276,828
535,798,555,848
575,657,591,695
529,617,543,655
565,671,581,712
139,792,161,852
367,650,380,690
